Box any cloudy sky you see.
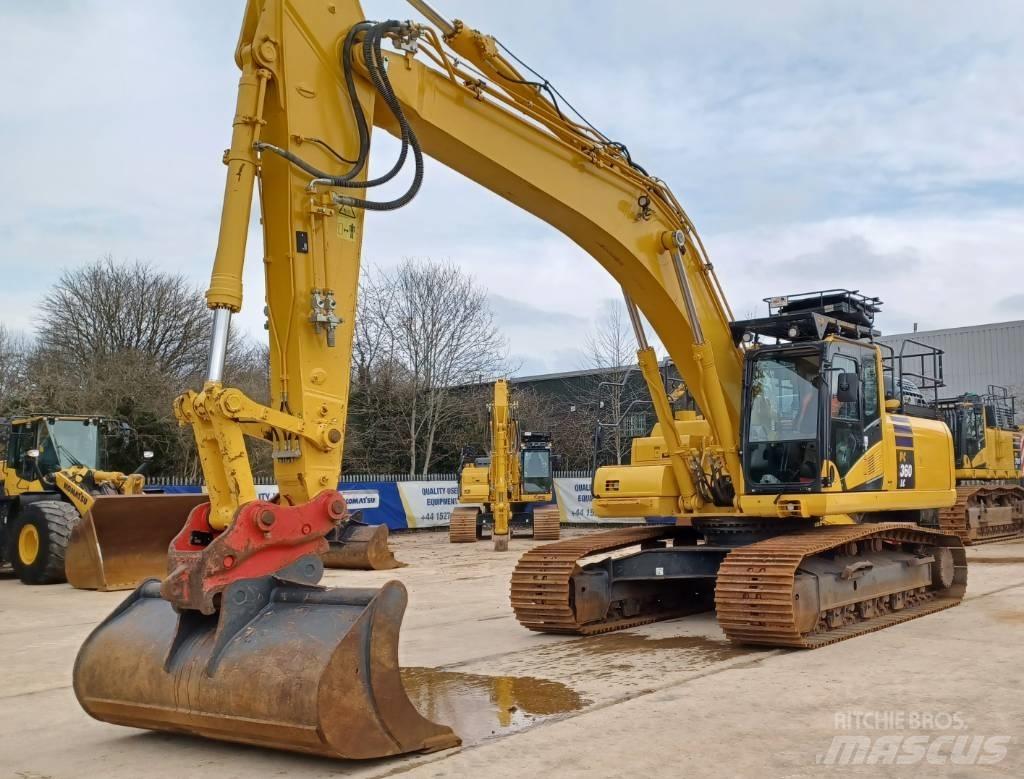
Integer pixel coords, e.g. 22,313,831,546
2,1,1022,375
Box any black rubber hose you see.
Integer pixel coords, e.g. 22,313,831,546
334,23,424,210
254,21,376,182
256,20,423,210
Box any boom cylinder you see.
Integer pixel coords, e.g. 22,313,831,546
205,46,269,312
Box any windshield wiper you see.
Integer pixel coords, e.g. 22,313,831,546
56,443,85,468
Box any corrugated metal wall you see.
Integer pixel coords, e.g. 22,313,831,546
877,320,1024,401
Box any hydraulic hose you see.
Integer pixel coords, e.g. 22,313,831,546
256,20,423,211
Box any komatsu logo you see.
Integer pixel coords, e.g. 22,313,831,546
58,476,93,510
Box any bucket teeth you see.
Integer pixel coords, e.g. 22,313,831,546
73,577,459,759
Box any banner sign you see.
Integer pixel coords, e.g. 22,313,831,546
395,480,462,529
159,477,640,529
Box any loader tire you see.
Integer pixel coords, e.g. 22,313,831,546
10,500,79,585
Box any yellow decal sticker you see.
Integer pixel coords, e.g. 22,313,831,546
337,206,358,242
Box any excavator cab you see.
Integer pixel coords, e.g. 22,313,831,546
735,291,890,494
937,388,1018,471
520,432,554,495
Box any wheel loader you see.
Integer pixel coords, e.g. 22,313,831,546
449,379,560,549
75,0,966,761
0,414,203,586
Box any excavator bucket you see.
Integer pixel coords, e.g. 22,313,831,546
322,519,405,570
65,494,209,591
73,577,460,759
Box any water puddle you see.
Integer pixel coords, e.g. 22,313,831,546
401,667,588,745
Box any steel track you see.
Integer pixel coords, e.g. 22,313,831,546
510,523,967,649
938,485,1024,545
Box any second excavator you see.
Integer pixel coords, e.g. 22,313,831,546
934,387,1024,543
449,379,560,549
74,0,967,761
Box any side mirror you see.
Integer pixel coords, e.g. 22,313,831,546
885,398,901,413
837,372,860,404
26,448,39,459
142,450,155,460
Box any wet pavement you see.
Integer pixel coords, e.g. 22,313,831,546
0,529,1022,778
401,667,587,745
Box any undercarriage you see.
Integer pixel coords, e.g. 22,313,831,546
511,519,966,648
449,505,561,544
932,484,1024,545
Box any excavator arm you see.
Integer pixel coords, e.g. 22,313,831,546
178,1,747,543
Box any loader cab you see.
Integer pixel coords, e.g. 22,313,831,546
5,416,118,482
520,432,553,495
733,290,884,494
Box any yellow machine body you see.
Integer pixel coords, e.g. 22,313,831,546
0,414,172,587
595,338,956,521
451,380,558,548
74,0,967,760
933,390,1024,543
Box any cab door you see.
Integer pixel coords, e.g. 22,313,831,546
828,352,865,482
826,343,882,489
11,421,42,483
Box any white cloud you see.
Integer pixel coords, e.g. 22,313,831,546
1,1,1021,376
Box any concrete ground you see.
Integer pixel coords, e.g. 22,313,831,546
1,530,1022,779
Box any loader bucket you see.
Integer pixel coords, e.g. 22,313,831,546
323,520,405,570
73,577,460,759
65,494,209,591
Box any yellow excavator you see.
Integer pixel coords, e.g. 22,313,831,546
874,340,1023,544
0,414,203,586
74,0,966,760
449,379,560,549
933,386,1024,543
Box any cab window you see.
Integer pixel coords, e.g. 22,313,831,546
829,354,864,477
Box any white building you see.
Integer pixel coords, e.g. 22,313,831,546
877,320,1024,402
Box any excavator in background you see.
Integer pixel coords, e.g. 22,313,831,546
934,387,1023,543
449,379,560,549
73,0,966,761
0,414,202,587
872,339,1024,544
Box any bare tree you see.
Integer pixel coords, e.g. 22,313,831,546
37,255,211,380
0,324,30,415
374,259,508,475
11,255,267,477
579,299,648,464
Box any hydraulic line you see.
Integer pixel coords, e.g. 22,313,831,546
256,20,424,211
